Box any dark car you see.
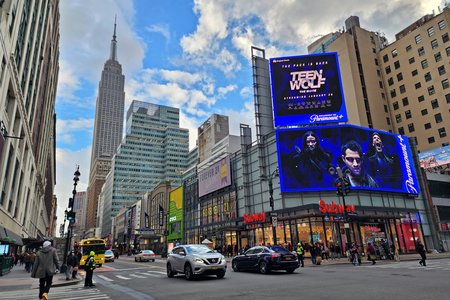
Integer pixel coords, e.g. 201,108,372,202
231,245,299,274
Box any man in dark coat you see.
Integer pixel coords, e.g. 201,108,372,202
416,241,427,266
31,240,60,300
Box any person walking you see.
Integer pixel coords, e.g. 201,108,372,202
84,251,96,287
416,241,427,266
367,242,377,265
72,252,80,279
65,252,74,280
296,242,305,267
31,240,60,300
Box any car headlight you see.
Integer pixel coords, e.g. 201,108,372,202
194,258,205,264
220,255,225,264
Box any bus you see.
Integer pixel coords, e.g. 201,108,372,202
78,238,106,268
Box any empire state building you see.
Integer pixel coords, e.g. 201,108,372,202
86,20,125,230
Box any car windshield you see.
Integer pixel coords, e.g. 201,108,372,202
143,250,154,254
105,250,113,255
270,246,290,254
185,245,215,254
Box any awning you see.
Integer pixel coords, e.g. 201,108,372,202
0,226,23,246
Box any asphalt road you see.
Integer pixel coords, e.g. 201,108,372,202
89,257,450,300
3,257,448,300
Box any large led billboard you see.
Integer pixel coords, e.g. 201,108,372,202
168,186,183,242
198,156,231,197
269,52,348,126
275,125,420,194
418,145,450,169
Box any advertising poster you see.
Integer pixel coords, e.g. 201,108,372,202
198,156,231,197
275,124,420,194
269,52,348,126
418,145,450,169
168,186,183,242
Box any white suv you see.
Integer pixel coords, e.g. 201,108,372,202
166,244,227,280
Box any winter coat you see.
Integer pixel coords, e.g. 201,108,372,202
31,246,59,279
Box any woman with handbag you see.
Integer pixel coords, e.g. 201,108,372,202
71,251,80,279
367,242,376,265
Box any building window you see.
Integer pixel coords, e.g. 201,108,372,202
393,101,399,110
379,81,383,88
388,77,394,86
383,54,389,62
395,114,402,123
408,57,415,64
428,137,435,144
412,69,418,76
435,113,442,123
408,123,415,133
446,93,450,103
427,26,435,36
438,127,447,138
443,33,449,43
377,69,381,77
438,20,446,30
406,45,412,52
399,85,406,94
428,85,435,95
424,72,432,82
384,105,388,113
398,127,405,135
435,52,442,62
415,34,422,44
391,49,398,57
394,61,400,69
405,110,412,119
442,79,449,89
418,95,425,102
421,59,428,69
447,46,450,56
444,142,450,147
402,97,409,106
386,117,391,125
418,47,425,56
438,65,446,75
390,89,397,98
374,58,379,65
425,123,431,129
431,39,439,49
431,99,439,109
421,109,428,116
385,66,391,74
415,82,421,89
397,73,403,81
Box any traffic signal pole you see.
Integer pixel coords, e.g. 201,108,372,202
336,166,352,253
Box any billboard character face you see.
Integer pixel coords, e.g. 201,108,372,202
341,141,363,176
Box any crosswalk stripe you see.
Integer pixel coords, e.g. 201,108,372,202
145,272,161,277
115,275,131,280
0,286,111,300
97,274,114,281
147,270,166,275
130,274,147,278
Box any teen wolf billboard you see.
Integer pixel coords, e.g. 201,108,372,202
270,52,348,126
275,125,420,195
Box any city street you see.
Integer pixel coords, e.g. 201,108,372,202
1,256,449,300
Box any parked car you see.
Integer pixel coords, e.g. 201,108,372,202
231,245,299,274
166,244,227,280
104,250,115,262
135,250,156,262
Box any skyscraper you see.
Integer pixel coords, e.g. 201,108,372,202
86,20,125,230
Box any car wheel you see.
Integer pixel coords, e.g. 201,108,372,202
184,264,194,281
167,263,175,278
286,268,295,273
259,261,269,274
216,270,226,279
135,258,138,262
232,260,239,272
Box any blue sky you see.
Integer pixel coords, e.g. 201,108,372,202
55,0,443,229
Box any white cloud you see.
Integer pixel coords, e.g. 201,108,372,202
146,24,171,41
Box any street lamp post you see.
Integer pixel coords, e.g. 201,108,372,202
335,166,352,253
262,168,279,246
61,166,80,273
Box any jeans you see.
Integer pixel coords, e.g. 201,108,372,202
65,265,73,279
39,275,53,298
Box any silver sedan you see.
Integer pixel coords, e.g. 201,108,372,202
166,244,227,280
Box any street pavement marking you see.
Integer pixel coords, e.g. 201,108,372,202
0,286,111,300
145,272,162,277
97,274,114,281
115,275,131,280
130,274,147,278
146,270,167,275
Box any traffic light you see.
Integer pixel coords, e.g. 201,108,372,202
68,197,74,209
343,178,351,195
67,211,76,222
336,181,343,196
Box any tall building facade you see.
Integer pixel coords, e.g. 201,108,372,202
99,100,189,237
86,21,125,230
0,0,60,249
71,191,87,242
198,114,229,163
380,8,450,152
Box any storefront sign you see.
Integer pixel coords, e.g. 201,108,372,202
363,226,381,232
319,200,355,214
243,212,266,224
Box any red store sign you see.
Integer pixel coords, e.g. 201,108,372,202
319,200,355,214
243,212,266,224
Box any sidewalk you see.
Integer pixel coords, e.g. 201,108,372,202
0,265,83,289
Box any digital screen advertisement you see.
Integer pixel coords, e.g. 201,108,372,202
418,145,450,169
168,186,183,242
275,124,420,194
198,156,231,197
269,52,348,126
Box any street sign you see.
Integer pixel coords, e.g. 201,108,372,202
272,216,278,227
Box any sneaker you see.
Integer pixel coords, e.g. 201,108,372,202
41,293,48,300
419,260,423,266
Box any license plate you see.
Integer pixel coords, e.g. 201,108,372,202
284,257,292,260
211,266,218,270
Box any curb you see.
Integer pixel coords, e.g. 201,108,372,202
50,276,84,288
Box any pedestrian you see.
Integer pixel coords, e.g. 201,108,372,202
72,252,80,279
65,252,74,280
31,240,60,300
416,241,427,266
367,242,376,265
335,244,341,259
84,251,96,287
296,242,305,267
